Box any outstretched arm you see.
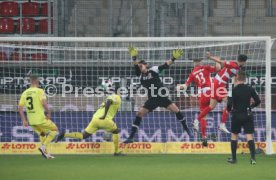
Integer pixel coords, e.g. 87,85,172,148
159,49,184,71
128,46,141,76
207,52,225,67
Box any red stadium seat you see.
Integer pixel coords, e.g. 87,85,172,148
17,18,36,34
39,19,53,34
0,18,15,34
41,3,52,16
22,2,39,16
41,3,47,16
0,52,7,61
31,53,48,61
0,1,19,16
12,52,29,61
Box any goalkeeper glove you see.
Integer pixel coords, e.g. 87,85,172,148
172,49,184,61
128,46,138,61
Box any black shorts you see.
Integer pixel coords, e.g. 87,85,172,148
143,97,173,111
231,112,254,134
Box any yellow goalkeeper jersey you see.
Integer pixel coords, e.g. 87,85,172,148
93,94,121,121
19,87,47,125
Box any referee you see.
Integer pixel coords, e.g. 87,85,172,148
227,71,260,164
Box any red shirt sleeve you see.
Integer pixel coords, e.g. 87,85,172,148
185,73,193,86
224,61,238,69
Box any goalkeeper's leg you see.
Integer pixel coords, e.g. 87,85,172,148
124,107,149,143
167,103,191,136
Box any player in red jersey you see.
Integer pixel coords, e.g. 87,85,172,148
195,52,247,134
178,58,220,146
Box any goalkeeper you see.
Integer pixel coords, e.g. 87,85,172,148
55,86,125,156
124,47,191,143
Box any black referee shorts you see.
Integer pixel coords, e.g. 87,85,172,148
231,112,254,134
143,97,173,112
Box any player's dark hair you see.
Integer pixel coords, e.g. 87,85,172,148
138,60,147,65
237,70,246,81
238,54,247,62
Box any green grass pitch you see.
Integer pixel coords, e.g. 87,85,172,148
1,154,275,180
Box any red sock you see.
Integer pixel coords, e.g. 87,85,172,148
221,108,229,123
197,106,211,121
200,119,207,138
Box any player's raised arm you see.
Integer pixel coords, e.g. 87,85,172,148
128,46,141,76
165,49,184,66
207,52,224,67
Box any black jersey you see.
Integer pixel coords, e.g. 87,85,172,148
134,63,169,98
227,84,261,113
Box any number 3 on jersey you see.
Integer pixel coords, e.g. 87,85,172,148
26,96,34,110
195,72,206,84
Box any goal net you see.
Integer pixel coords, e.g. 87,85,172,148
0,37,272,154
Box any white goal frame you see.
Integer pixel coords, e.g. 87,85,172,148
0,36,272,155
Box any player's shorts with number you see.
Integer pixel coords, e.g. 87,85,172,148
85,118,117,134
31,119,58,135
211,82,228,102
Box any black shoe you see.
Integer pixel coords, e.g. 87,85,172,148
114,151,126,156
55,131,65,143
202,138,208,147
123,138,134,144
250,159,257,165
227,158,237,164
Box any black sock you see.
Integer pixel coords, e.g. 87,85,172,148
231,140,237,160
248,140,256,160
128,116,142,139
176,111,187,129
176,111,184,120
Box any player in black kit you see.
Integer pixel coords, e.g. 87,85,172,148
124,46,191,144
226,71,261,165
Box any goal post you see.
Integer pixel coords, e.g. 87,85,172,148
0,36,273,155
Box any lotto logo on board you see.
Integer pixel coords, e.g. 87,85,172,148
180,143,215,149
65,143,101,150
120,143,152,149
1,143,37,150
237,142,266,149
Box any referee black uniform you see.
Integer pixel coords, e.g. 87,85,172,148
227,71,261,164
227,84,260,135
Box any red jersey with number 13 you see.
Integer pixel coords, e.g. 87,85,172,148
186,65,217,88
